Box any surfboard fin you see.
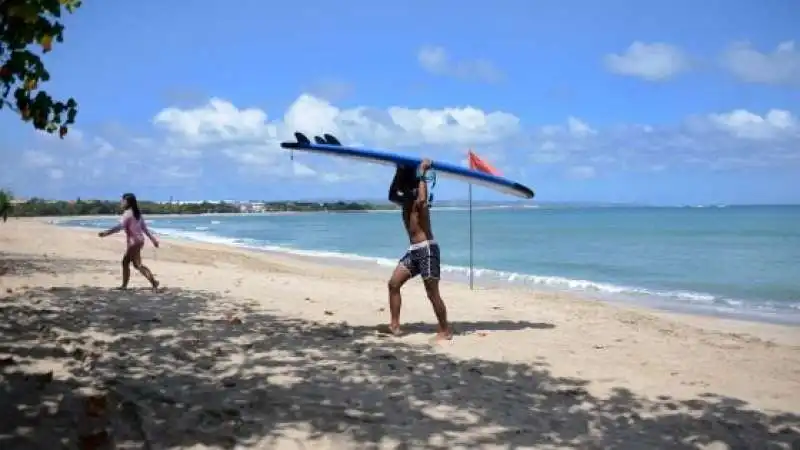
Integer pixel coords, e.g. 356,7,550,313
313,136,326,144
294,132,311,145
323,134,341,146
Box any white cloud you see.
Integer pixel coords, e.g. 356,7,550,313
12,129,150,190
22,150,56,167
418,45,504,83
93,137,115,157
160,166,200,180
721,41,800,86
321,173,345,183
153,98,275,146
145,93,524,188
530,141,567,164
529,116,598,164
604,42,690,81
153,93,521,182
708,109,796,140
304,78,354,102
291,162,316,177
163,147,202,159
526,109,799,172
566,165,596,180
5,93,799,197
33,127,85,147
566,117,596,137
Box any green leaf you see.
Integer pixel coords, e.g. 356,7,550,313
1,0,83,137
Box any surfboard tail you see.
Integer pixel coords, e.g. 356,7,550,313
323,134,342,145
293,132,311,145
282,132,343,149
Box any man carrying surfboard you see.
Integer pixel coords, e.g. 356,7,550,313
386,158,453,342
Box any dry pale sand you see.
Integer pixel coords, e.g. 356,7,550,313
0,219,798,450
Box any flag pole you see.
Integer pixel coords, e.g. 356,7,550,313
466,148,498,291
468,182,474,290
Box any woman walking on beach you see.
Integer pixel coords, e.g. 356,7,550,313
98,193,160,291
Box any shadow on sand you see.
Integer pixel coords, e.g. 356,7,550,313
0,252,108,277
0,285,798,449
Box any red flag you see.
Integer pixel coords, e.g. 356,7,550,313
467,150,501,176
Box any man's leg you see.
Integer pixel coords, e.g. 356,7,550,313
422,279,452,340
387,262,413,335
421,244,451,340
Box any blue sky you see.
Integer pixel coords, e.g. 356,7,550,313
1,0,799,205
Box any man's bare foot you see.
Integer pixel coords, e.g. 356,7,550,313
376,324,403,337
112,286,128,291
429,330,453,344
151,280,160,292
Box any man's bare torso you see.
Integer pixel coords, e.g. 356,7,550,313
402,201,434,244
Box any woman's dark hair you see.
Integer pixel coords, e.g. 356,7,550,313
122,192,142,220
388,166,417,205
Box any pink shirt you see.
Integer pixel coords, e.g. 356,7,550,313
121,209,151,247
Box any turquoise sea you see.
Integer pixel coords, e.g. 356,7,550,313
61,205,800,325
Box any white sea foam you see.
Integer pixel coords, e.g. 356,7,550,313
148,226,800,323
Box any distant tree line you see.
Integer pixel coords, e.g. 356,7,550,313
0,195,390,217
7,198,240,217
263,201,391,212
0,189,11,221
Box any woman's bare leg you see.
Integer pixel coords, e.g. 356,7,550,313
130,244,159,290
119,248,133,289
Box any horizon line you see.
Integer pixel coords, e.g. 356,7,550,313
8,197,800,208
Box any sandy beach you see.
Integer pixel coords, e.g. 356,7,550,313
0,219,798,450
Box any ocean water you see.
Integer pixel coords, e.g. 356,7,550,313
60,205,800,325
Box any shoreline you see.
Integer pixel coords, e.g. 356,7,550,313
32,211,338,221
50,215,800,329
26,203,520,222
1,219,798,448
5,218,799,346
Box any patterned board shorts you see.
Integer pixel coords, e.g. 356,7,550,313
399,241,441,280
